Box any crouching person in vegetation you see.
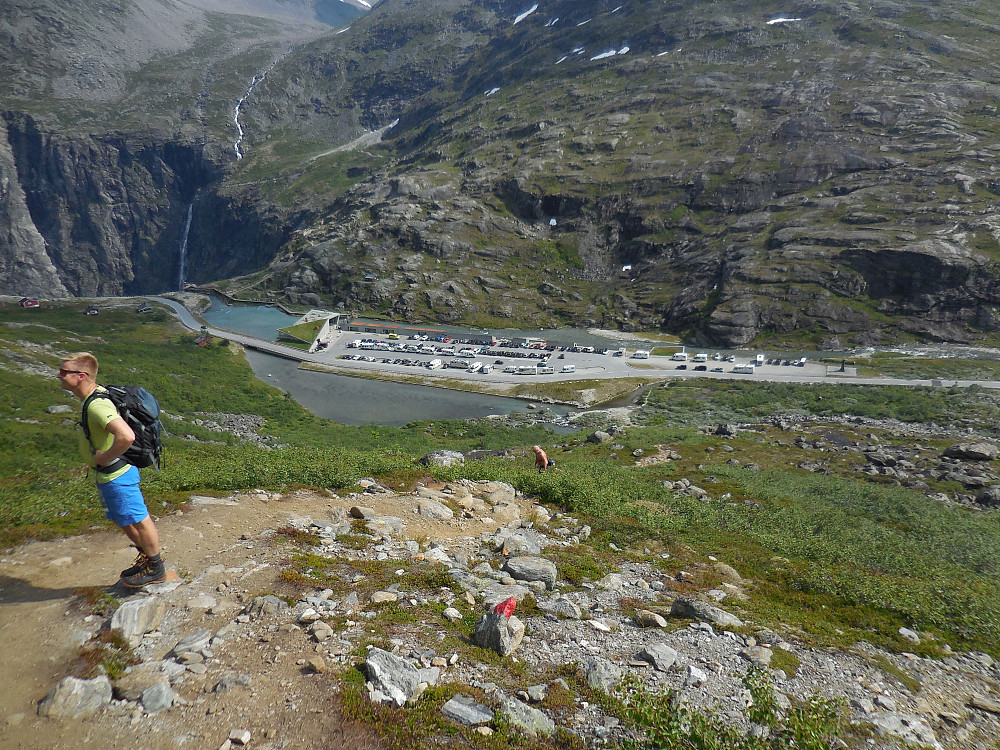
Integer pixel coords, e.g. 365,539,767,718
533,445,550,473
58,352,166,587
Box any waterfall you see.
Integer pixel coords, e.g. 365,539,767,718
233,60,279,160
177,202,193,290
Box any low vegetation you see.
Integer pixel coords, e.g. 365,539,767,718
4,300,1000,745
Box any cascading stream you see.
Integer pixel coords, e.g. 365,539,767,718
232,60,279,160
177,202,193,290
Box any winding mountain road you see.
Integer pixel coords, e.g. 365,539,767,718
152,298,1000,391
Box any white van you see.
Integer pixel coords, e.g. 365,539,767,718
670,351,687,361
427,359,443,370
481,363,494,374
503,364,518,373
693,353,708,363
467,361,483,373
755,354,765,366
517,365,537,375
537,365,554,374
633,349,650,359
733,363,755,374
561,364,576,373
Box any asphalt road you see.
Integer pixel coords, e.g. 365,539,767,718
153,297,1000,391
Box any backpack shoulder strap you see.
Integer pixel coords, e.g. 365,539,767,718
80,388,112,443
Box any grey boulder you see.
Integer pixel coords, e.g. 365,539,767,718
473,612,525,657
110,596,165,646
38,676,112,719
364,647,423,707
503,556,557,590
670,597,744,629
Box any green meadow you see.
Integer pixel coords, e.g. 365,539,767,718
2,300,999,664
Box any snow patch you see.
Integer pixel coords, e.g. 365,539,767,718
485,87,501,97
590,46,628,61
514,4,538,24
767,16,802,25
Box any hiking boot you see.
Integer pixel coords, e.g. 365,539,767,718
120,548,148,579
122,554,166,588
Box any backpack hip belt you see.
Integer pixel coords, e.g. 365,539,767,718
95,457,130,474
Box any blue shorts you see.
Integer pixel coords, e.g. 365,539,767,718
96,466,149,526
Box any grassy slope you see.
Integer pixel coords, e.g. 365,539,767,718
1,300,999,658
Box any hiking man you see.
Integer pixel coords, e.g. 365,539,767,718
58,352,166,587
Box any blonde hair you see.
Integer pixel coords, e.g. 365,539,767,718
63,352,99,378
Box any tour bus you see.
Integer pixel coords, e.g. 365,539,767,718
733,363,755,374
633,349,650,359
693,353,709,363
670,351,688,361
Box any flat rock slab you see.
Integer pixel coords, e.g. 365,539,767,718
190,495,240,506
442,694,494,725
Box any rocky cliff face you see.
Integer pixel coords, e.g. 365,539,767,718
0,0,336,299
0,112,304,296
5,0,1000,347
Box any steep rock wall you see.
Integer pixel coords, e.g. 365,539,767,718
0,113,294,297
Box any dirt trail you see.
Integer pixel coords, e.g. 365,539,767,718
0,488,467,749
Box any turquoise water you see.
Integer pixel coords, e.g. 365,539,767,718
201,298,569,426
201,299,297,341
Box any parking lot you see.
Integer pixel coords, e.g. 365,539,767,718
305,330,834,383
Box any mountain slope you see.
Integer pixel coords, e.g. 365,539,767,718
227,0,1000,347
4,0,1000,347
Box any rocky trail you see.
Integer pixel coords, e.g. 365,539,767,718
1,471,999,749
